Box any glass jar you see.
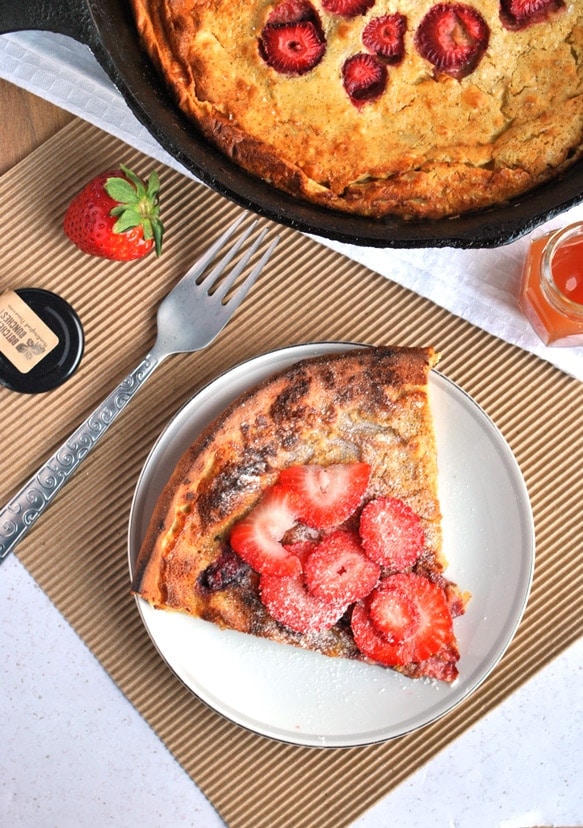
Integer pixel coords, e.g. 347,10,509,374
519,222,583,347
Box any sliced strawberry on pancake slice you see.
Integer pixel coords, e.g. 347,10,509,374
368,577,419,642
499,0,564,30
359,496,425,570
351,572,455,667
304,530,380,604
278,462,370,529
283,538,319,565
260,571,348,633
362,14,407,63
414,3,489,80
229,486,302,576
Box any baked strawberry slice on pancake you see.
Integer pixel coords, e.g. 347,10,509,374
321,0,375,18
342,53,388,106
414,3,490,80
499,0,564,29
362,13,407,63
258,18,326,75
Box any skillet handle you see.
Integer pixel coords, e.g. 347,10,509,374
0,0,95,43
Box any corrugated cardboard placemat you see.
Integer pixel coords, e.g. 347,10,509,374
2,120,582,828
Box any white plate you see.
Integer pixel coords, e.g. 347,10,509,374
128,342,535,748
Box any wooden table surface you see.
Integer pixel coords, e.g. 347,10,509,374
0,79,73,175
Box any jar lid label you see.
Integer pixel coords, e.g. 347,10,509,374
0,290,59,373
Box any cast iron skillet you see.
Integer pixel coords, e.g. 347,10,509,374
1,0,582,248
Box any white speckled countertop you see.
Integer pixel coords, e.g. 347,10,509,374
0,29,582,828
2,552,581,826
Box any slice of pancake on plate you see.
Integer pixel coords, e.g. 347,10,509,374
132,345,468,683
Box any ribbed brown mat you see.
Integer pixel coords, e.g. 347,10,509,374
2,119,582,828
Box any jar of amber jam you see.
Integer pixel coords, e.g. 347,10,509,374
519,222,583,347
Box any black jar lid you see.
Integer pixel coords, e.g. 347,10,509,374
0,288,84,394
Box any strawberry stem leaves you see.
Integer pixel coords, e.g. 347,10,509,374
105,164,164,256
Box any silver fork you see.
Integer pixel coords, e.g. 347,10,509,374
0,216,279,563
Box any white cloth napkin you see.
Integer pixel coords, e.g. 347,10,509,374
1,30,582,381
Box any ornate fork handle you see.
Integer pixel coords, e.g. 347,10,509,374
0,353,160,563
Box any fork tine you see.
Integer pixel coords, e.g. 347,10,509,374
212,226,269,303
183,214,247,282
203,220,258,294
217,233,279,311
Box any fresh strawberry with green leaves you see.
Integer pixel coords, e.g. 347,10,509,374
304,530,380,604
359,496,425,570
229,485,302,577
63,164,163,261
260,571,348,633
351,572,454,666
278,462,370,529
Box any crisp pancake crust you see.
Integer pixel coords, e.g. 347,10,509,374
130,0,583,219
132,346,465,681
